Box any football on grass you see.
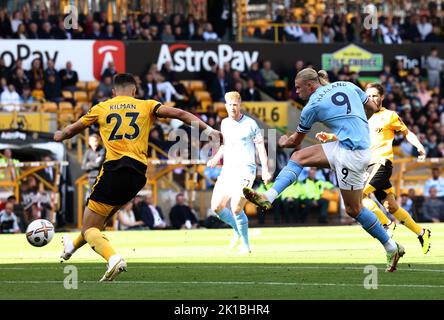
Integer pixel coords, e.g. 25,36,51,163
26,219,54,247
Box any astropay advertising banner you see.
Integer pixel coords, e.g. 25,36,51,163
0,40,125,81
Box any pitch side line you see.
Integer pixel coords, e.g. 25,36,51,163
1,265,443,273
1,280,444,288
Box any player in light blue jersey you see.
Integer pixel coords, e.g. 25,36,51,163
207,91,272,253
243,68,405,272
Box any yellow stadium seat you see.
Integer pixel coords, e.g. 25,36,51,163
200,100,211,112
189,80,205,92
74,91,88,102
274,80,287,88
213,102,226,112
87,81,99,92
194,90,211,102
42,102,58,112
59,101,73,110
180,80,191,90
76,81,87,90
218,110,228,118
59,112,74,123
62,90,73,99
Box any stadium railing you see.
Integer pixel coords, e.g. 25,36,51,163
237,21,321,43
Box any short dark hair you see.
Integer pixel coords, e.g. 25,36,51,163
366,82,385,96
113,73,136,88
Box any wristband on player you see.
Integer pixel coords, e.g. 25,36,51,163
202,126,215,136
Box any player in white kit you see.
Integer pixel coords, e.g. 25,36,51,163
207,91,272,253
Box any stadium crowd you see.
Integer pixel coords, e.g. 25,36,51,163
0,1,443,44
257,0,444,44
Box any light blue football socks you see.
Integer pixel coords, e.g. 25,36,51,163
264,160,303,202
234,210,250,252
355,207,397,252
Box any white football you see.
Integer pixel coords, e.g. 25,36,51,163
26,219,55,247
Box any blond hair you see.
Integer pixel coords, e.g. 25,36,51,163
296,68,329,86
224,91,241,102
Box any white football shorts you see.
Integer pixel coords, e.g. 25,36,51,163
214,169,256,199
321,141,371,190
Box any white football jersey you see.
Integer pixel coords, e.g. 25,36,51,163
220,114,262,175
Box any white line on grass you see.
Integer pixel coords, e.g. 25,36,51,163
1,280,444,289
1,265,443,273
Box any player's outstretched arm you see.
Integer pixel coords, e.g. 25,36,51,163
315,131,337,143
364,99,379,119
156,106,221,140
405,130,426,160
278,131,306,148
54,120,88,142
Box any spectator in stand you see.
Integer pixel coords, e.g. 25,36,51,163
300,26,318,43
11,68,30,95
90,21,102,39
0,83,21,111
417,15,432,41
36,155,56,186
260,60,280,88
184,14,197,39
31,80,45,102
245,62,262,87
421,187,444,222
161,24,175,42
81,134,105,189
142,73,160,100
133,75,145,99
118,23,131,40
0,202,20,234
44,59,59,84
27,22,39,39
28,58,44,88
169,193,198,229
424,167,444,200
284,16,303,41
144,194,167,229
101,24,115,40
39,21,53,39
44,74,62,103
0,59,9,80
14,23,27,39
96,75,113,98
10,10,22,34
425,48,443,90
209,68,232,102
53,19,71,39
117,202,145,230
149,25,161,41
203,22,220,41
191,25,205,41
59,61,79,91
242,78,261,101
20,86,35,109
101,61,118,81
400,193,414,216
383,25,402,44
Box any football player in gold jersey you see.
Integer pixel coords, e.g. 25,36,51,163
55,73,221,281
317,83,431,254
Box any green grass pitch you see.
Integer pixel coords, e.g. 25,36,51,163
0,223,443,300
